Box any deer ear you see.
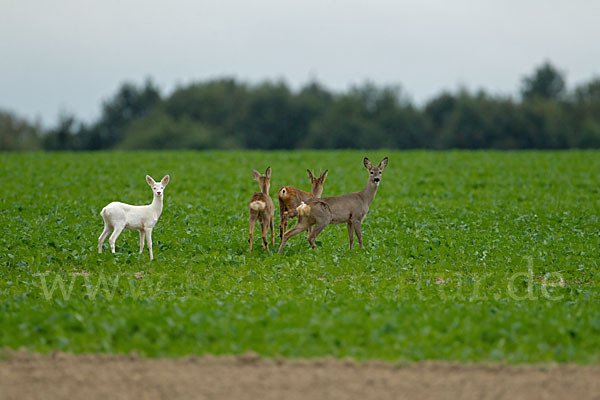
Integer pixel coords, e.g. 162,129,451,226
252,169,261,180
364,158,373,170
307,169,315,181
265,166,271,178
320,169,329,182
161,175,170,186
378,157,388,170
146,175,156,186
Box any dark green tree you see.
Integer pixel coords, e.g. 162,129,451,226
118,109,236,150
240,82,296,149
25,63,600,151
85,79,161,149
164,79,248,136
0,110,41,151
569,78,600,147
521,61,566,101
43,113,79,150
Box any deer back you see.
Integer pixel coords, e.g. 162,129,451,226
278,186,313,213
308,192,369,224
250,192,274,213
279,169,328,216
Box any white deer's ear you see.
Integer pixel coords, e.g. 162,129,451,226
364,158,373,170
161,175,170,186
320,169,329,182
252,169,261,180
307,169,315,181
265,166,271,178
378,157,388,170
146,175,156,186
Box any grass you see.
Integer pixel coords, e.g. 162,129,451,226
1,150,599,363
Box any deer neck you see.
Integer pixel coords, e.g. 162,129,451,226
261,184,269,195
150,194,163,215
360,178,379,206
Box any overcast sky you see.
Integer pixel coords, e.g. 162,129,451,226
1,0,599,127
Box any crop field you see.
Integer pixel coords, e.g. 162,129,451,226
1,150,599,363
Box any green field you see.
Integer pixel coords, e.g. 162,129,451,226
1,151,599,363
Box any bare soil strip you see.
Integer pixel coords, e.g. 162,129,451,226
1,351,599,400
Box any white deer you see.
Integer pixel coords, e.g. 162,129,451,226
98,175,170,260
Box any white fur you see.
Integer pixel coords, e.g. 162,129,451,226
250,201,266,211
297,202,310,216
98,175,169,261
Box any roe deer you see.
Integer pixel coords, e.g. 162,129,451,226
248,167,274,253
278,169,328,238
98,175,170,261
278,157,387,253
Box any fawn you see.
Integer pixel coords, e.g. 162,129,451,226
277,169,328,238
248,167,275,253
98,175,170,261
278,157,388,253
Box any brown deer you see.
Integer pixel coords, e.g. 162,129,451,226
277,169,328,239
248,167,274,253
278,157,388,253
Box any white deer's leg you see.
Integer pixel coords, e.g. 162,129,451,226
108,225,124,254
139,230,145,254
98,224,111,253
144,228,153,260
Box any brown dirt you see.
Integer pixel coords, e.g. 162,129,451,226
1,351,599,400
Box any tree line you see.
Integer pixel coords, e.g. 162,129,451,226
2,61,600,151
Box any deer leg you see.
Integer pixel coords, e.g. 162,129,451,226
279,207,287,239
279,208,284,239
279,219,284,240
306,224,313,239
260,221,269,250
98,224,111,253
139,229,145,254
353,220,363,249
108,224,124,254
249,213,257,253
270,218,275,247
144,228,153,260
347,222,354,250
307,221,328,249
282,209,296,238
278,219,311,254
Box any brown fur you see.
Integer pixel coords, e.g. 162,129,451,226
248,167,274,253
278,157,387,253
277,169,328,238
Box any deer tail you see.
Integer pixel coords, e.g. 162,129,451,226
296,202,311,216
250,201,266,211
278,187,288,200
